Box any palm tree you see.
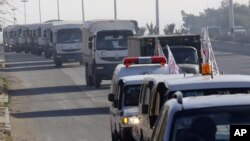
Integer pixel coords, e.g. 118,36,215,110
163,23,176,35
138,26,146,36
175,26,189,34
146,22,158,35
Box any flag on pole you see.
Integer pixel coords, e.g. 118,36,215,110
166,45,180,74
202,27,219,74
154,38,165,56
154,38,180,74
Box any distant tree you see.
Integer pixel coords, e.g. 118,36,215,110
146,22,158,35
138,26,146,36
182,2,250,34
175,27,189,34
221,0,229,8
163,23,176,35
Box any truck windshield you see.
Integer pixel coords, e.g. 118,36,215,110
123,84,141,107
57,29,82,43
163,46,198,64
96,30,133,50
170,106,250,141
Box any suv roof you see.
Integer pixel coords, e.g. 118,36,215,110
114,64,169,79
181,94,250,110
145,74,250,91
119,74,160,85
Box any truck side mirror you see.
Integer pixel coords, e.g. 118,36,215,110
108,93,114,102
142,104,148,114
88,42,92,49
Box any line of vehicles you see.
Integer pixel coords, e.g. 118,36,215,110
4,19,249,141
3,19,202,88
108,55,250,141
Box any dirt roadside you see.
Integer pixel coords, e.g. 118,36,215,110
3,73,37,141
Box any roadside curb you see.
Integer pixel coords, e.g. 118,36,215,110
0,82,11,141
212,40,250,46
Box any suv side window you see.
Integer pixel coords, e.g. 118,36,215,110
139,83,146,103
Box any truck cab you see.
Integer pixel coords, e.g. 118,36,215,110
82,20,138,88
50,21,84,67
128,35,202,74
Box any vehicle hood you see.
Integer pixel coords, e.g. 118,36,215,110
178,64,199,74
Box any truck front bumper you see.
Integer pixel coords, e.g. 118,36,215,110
54,53,83,63
95,64,118,80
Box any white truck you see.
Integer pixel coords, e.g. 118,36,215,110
50,21,84,67
82,20,138,88
16,25,28,53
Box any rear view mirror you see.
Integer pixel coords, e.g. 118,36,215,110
88,42,92,49
108,93,114,102
142,104,149,114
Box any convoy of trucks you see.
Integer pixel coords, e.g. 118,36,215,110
2,19,205,84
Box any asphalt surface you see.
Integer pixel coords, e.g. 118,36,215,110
0,41,249,141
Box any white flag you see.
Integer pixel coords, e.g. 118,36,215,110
202,27,219,74
166,45,180,74
154,38,165,56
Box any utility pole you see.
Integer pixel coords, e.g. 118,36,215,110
39,0,42,23
82,0,85,21
11,8,17,25
229,0,234,34
57,0,60,20
21,0,28,24
114,0,117,19
156,0,159,34
1,11,6,27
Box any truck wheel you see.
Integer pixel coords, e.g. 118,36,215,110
44,51,48,58
85,65,93,86
55,60,63,68
79,61,83,65
48,52,52,58
37,50,42,56
93,73,101,88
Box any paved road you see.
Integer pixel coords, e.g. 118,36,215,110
0,41,249,141
2,53,111,141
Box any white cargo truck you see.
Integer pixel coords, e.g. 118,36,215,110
82,20,138,88
50,21,84,67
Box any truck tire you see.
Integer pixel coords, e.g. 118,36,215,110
93,69,101,88
55,60,63,68
37,50,42,56
85,65,93,86
47,52,52,58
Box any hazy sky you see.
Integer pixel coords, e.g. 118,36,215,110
5,0,249,30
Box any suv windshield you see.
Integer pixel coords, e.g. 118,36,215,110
170,106,250,141
123,84,141,107
163,46,198,64
96,30,133,50
57,29,82,43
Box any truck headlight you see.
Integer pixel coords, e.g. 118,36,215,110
122,116,140,125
